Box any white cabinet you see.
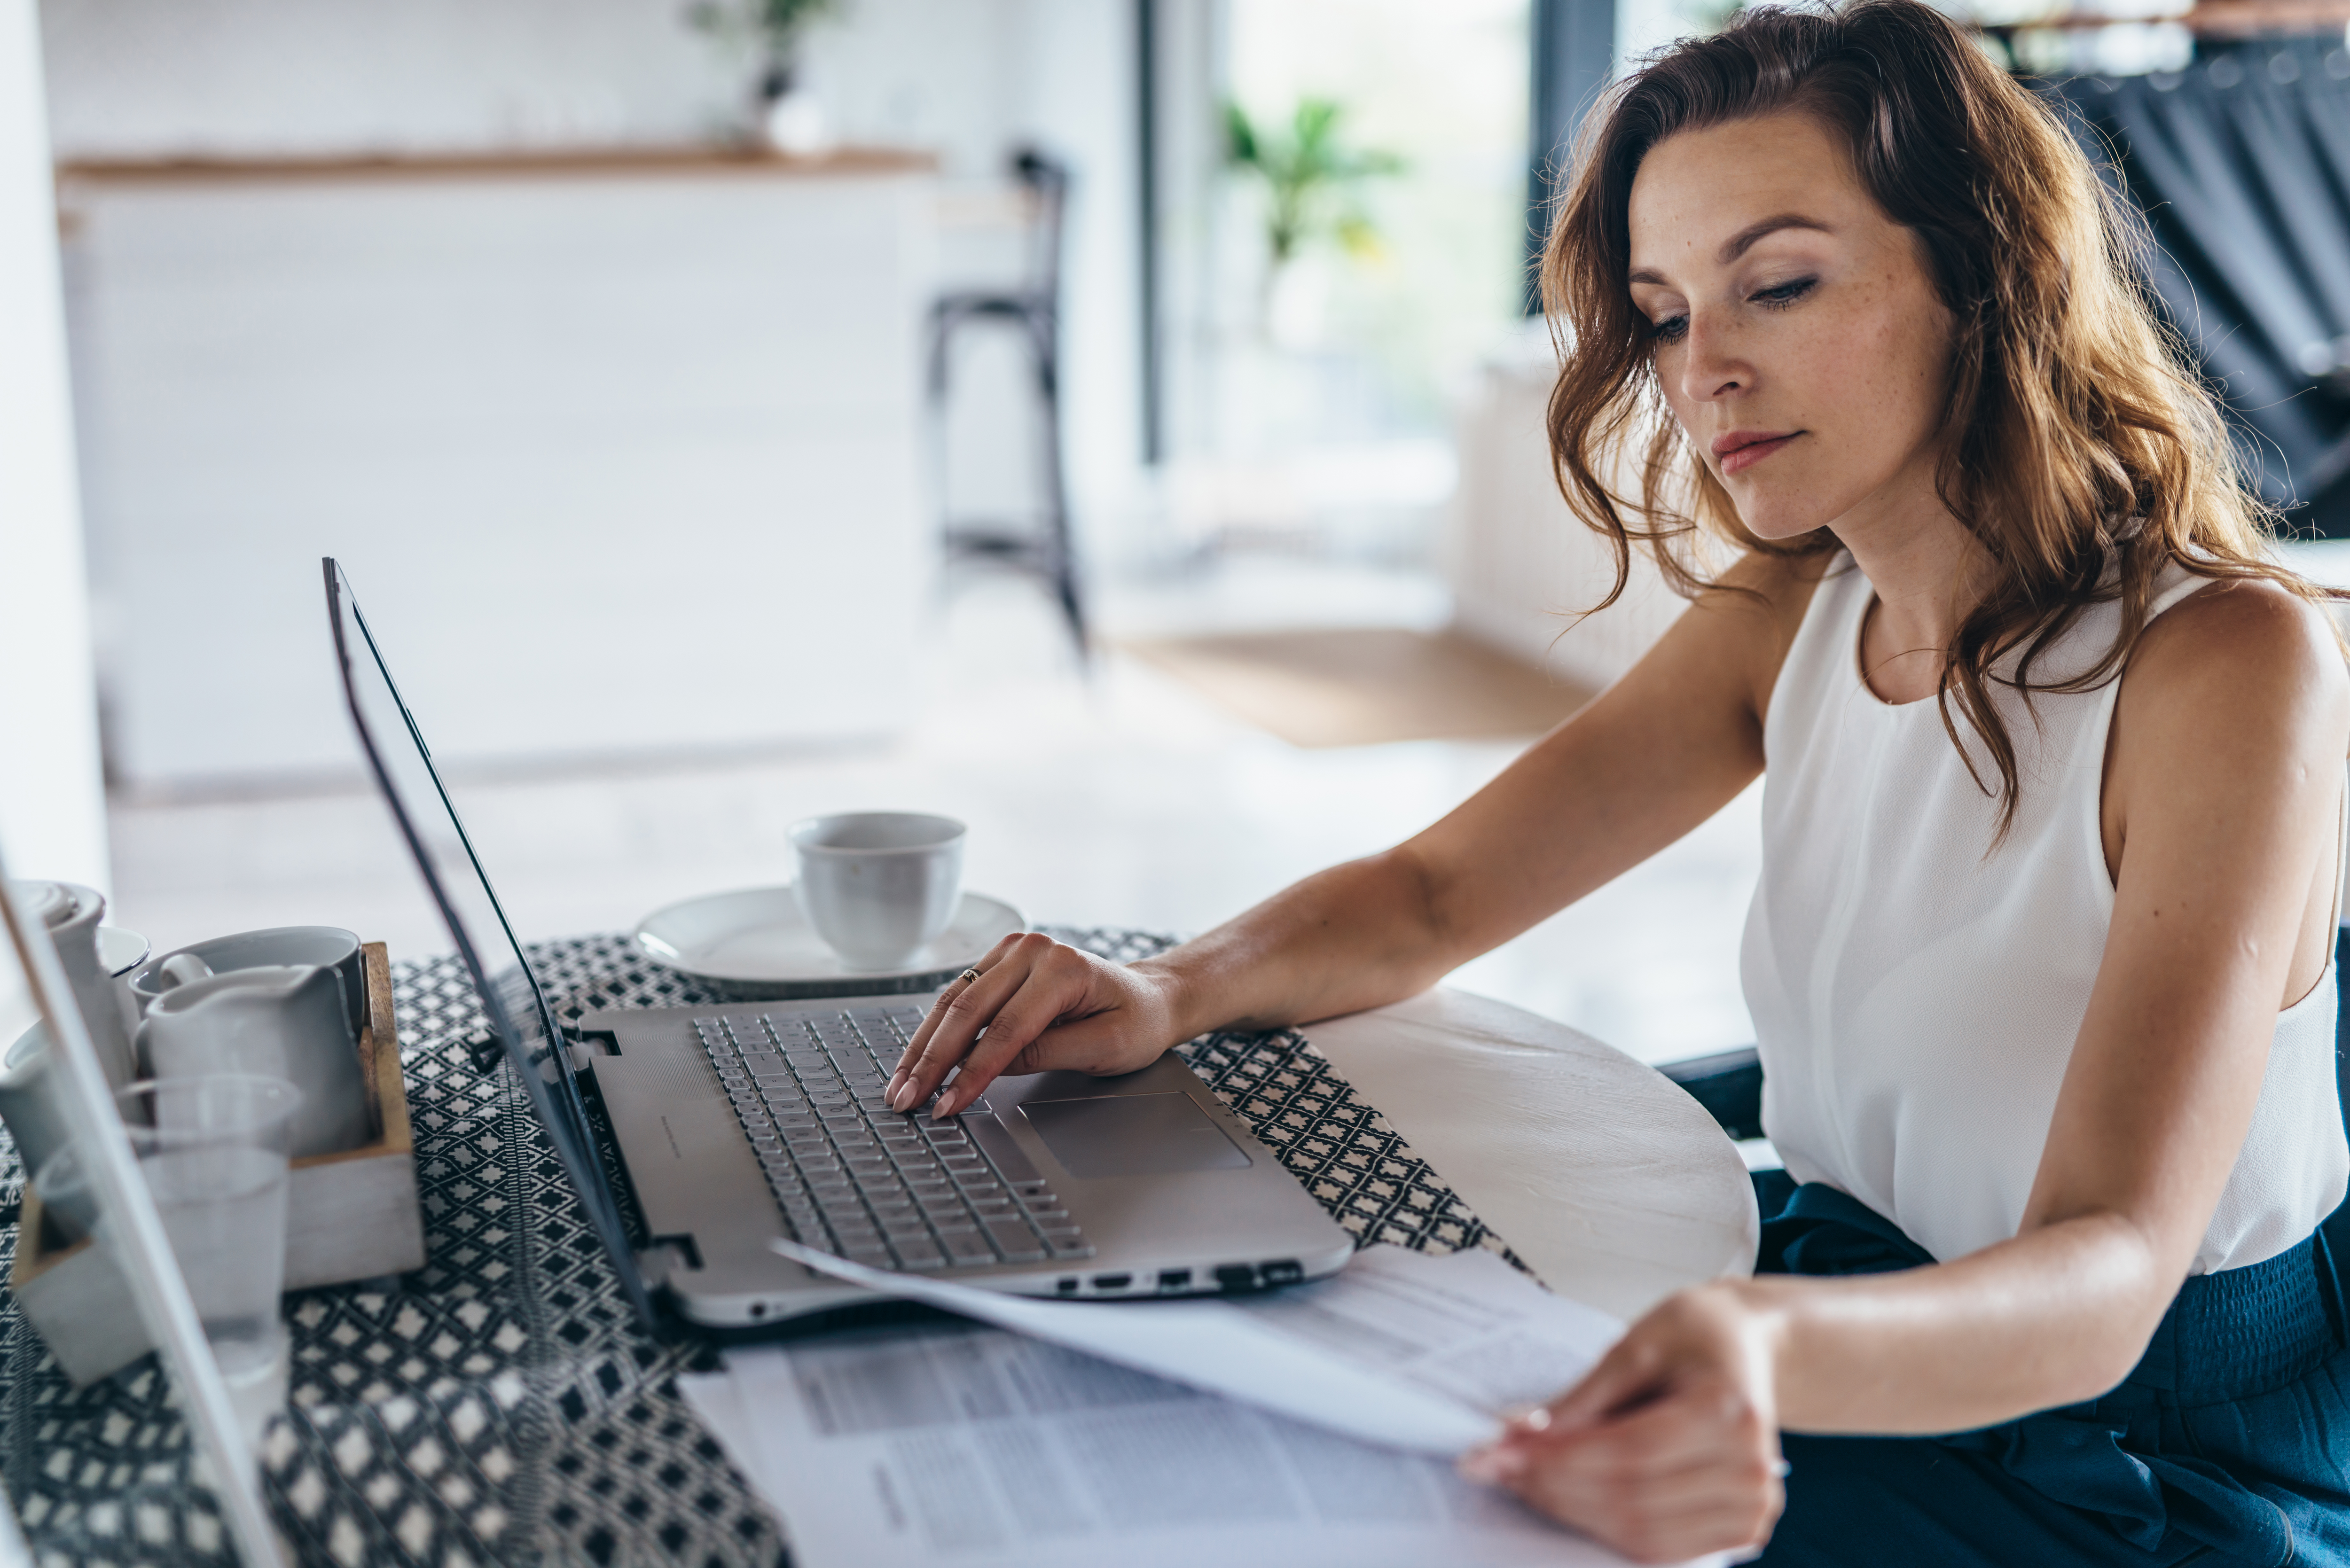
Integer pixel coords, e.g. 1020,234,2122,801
1443,358,1689,691
61,150,937,787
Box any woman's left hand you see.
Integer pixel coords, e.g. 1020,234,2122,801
1459,1283,1787,1565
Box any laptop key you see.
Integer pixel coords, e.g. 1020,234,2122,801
983,1222,1045,1262
938,1230,994,1264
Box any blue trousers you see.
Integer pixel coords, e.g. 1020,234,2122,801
1751,1172,2350,1567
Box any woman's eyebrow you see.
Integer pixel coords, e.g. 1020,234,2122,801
1627,213,1834,289
1720,213,1832,262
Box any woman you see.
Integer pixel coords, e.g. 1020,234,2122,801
886,3,2350,1561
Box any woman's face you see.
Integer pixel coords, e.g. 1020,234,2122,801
1626,110,1955,543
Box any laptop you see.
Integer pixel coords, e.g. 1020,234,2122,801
322,558,1352,1329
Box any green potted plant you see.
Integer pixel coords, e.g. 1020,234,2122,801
684,0,845,153
1223,98,1404,335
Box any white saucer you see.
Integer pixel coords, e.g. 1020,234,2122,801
630,887,1027,999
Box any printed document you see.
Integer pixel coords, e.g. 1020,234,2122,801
679,1246,1731,1568
771,1238,1622,1454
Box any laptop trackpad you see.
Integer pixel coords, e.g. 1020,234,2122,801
1018,1092,1253,1177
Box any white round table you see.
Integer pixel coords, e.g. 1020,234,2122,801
1306,986,1760,1321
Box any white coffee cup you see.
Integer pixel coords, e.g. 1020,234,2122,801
791,812,966,971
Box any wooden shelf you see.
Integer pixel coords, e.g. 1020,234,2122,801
1978,0,2350,32
56,143,937,187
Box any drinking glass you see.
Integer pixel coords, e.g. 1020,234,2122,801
39,1074,301,1448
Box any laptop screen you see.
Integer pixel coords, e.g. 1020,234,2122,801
322,558,655,1326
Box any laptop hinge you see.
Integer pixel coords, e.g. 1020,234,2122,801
635,1236,703,1289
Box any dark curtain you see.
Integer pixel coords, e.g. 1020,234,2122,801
1525,0,1619,313
2055,42,2350,535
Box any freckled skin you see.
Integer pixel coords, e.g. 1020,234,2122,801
1628,111,1956,548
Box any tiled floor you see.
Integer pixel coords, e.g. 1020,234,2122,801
104,556,1762,1067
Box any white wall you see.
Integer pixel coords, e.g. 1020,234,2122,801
39,0,1030,172
0,0,108,889
39,0,1152,601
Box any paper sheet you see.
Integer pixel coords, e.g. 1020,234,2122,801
680,1324,1683,1568
681,1247,1726,1567
771,1240,1606,1455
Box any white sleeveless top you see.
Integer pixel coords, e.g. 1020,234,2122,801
1742,554,2348,1274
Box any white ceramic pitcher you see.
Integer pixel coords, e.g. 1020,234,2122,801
135,966,370,1159
4,881,138,1090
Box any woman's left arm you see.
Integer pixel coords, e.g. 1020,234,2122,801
1469,582,2350,1564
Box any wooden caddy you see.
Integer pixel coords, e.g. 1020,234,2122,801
10,941,426,1386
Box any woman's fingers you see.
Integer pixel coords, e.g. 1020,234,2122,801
1546,1385,1757,1474
888,939,1040,1110
1458,1284,1786,1564
1465,1396,1784,1564
1507,1329,1668,1444
1516,1448,1784,1565
930,989,1061,1116
888,933,1026,1094
887,934,1159,1114
1472,1381,1742,1488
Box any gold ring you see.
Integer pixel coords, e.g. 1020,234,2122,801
954,968,982,987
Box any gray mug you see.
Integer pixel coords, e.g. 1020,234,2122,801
131,927,366,1044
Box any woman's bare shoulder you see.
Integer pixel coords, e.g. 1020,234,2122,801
1668,545,1842,725
2118,573,2349,772
2131,574,2345,698
1687,545,1839,660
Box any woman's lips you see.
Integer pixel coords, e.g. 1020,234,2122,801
1714,431,1800,477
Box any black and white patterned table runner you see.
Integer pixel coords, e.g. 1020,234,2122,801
0,930,1522,1566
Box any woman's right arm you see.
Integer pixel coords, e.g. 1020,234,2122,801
888,551,1810,1118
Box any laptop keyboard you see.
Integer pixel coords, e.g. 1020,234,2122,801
693,1007,1095,1273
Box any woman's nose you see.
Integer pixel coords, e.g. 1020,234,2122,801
1676,314,1747,404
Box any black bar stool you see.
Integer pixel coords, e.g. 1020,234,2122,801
926,148,1088,655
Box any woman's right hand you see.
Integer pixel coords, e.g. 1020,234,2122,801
884,932,1185,1117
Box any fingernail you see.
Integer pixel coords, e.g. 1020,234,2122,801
890,1082,916,1112
1513,1407,1552,1434
1457,1445,1524,1484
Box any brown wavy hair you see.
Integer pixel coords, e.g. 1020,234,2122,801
1542,0,2336,831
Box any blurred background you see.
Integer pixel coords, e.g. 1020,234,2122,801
3,0,2346,1067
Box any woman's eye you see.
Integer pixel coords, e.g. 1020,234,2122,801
1750,276,1817,309
1649,313,1689,344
